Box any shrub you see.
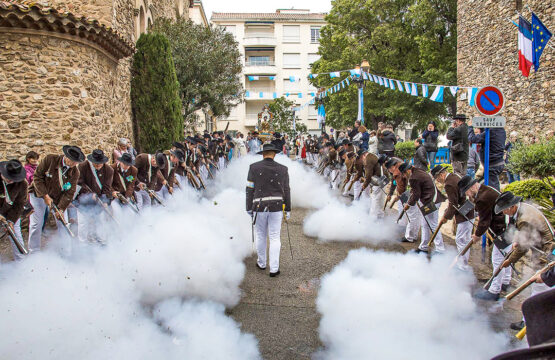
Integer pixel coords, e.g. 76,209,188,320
503,179,555,202
395,141,415,161
507,138,555,193
440,163,453,173
131,33,183,153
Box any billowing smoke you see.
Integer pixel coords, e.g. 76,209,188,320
315,249,510,360
303,200,399,243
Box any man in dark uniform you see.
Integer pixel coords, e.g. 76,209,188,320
432,165,475,271
111,153,138,207
134,152,165,210
458,175,508,300
386,157,419,243
0,159,28,260
246,143,291,277
401,162,446,253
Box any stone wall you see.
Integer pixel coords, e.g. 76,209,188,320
0,32,132,159
457,0,554,140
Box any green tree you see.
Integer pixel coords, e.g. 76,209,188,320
311,0,457,131
507,138,555,193
152,18,243,129
268,97,307,137
131,33,183,153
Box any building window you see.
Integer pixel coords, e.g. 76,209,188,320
282,25,300,43
308,105,318,118
283,53,300,68
247,56,271,66
308,53,320,67
283,79,300,92
311,27,321,43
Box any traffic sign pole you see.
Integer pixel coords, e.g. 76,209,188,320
482,128,490,262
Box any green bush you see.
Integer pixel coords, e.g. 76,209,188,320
503,179,555,202
440,163,453,173
395,141,415,161
131,33,183,153
507,138,555,193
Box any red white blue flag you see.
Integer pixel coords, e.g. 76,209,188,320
518,16,533,77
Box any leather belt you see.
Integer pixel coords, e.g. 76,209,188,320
254,196,283,202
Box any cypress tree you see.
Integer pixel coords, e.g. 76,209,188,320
131,33,183,153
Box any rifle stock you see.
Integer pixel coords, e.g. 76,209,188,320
147,189,166,207
0,218,28,255
117,193,140,214
483,248,514,290
51,204,76,238
505,261,555,301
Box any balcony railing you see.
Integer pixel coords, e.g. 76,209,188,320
245,60,275,66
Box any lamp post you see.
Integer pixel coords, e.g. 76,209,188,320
351,60,370,125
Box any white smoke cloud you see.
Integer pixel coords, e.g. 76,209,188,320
315,249,510,360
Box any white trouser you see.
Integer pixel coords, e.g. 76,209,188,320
455,220,474,270
218,157,225,170
175,174,185,189
418,208,444,251
199,167,208,183
11,218,25,261
156,186,170,201
490,243,513,294
255,211,283,273
28,194,72,256
353,180,363,201
370,186,384,218
343,175,355,196
323,166,332,179
134,189,151,210
404,204,421,242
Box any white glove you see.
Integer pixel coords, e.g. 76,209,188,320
286,212,291,220
247,210,253,217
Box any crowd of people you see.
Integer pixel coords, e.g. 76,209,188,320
301,113,553,336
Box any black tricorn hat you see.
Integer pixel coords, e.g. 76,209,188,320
431,164,447,178
118,153,134,166
257,143,281,155
173,141,185,150
494,191,523,214
87,149,109,164
170,149,185,163
0,159,26,182
398,162,412,173
378,154,389,165
62,145,85,163
384,158,399,169
453,114,467,121
457,175,478,196
203,134,211,139
338,149,346,157
357,149,366,157
155,152,166,169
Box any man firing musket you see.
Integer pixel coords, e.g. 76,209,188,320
0,159,29,258
111,153,139,214
134,152,166,210
246,143,291,278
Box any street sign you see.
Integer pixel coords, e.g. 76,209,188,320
472,116,506,128
475,86,504,116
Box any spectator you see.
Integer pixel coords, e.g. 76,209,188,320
466,145,480,179
348,120,361,140
368,130,378,154
113,138,129,164
422,121,439,167
377,122,385,153
126,138,137,161
358,125,369,151
413,138,429,170
505,131,520,183
396,135,403,143
468,124,507,191
446,114,469,176
24,151,40,184
379,123,397,157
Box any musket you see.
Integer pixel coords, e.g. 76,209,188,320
0,217,28,255
389,196,399,209
505,261,555,301
50,204,76,238
205,164,215,179
426,222,444,249
194,169,206,189
93,195,120,225
147,189,166,207
208,159,219,171
483,248,515,290
186,169,200,190
283,204,293,260
116,193,139,214
396,208,406,223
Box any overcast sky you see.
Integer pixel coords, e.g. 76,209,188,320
203,0,332,20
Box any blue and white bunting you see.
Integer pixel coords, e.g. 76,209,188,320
362,72,369,80
245,91,250,98
422,84,429,97
396,80,404,92
411,83,418,96
404,82,411,93
389,79,395,90
468,88,478,106
449,86,459,96
259,92,263,98
298,93,303,98
330,72,340,78
289,76,296,82
384,78,389,88
273,92,277,99
429,86,444,102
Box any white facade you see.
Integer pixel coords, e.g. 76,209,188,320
211,9,326,134
190,0,209,27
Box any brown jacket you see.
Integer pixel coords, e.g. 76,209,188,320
134,153,164,191
30,154,80,211
507,203,554,265
473,184,505,237
111,163,138,198
443,173,475,224
0,179,28,222
344,156,356,176
388,172,407,197
352,156,364,183
407,167,446,207
77,161,114,198
362,153,382,189
155,155,175,192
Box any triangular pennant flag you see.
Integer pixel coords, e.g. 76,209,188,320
404,82,411,93
449,86,459,96
389,79,395,90
269,76,275,80
396,80,404,92
298,93,303,98
378,77,384,86
308,74,313,79
310,92,315,97
384,78,389,88
350,69,361,76
346,78,350,86
259,92,264,98
411,83,418,96
245,91,250,98
422,84,429,97
430,86,444,102
289,76,296,82
248,76,254,81
285,92,290,97
468,88,478,107
330,72,340,78
273,92,277,99
362,73,369,80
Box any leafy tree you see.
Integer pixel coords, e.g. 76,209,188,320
131,33,183,153
152,18,243,129
311,0,457,132
268,97,308,137
507,137,555,193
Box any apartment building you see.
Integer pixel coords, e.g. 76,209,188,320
211,9,326,134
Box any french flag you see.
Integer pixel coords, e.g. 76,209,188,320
518,16,533,77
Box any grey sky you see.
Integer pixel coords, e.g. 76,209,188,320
203,0,332,20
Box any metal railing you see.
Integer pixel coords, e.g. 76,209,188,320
245,59,275,66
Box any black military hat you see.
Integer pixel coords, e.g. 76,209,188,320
155,152,166,169
173,141,185,150
257,143,281,155
217,138,224,143
494,191,523,214
117,153,134,166
431,164,447,178
170,149,185,162
341,139,350,146
0,159,26,182
453,114,467,121
225,134,232,141
62,145,85,163
398,162,412,173
347,152,356,159
273,132,281,138
338,149,346,157
384,157,399,169
457,175,477,196
377,154,389,165
87,149,109,164
357,149,366,157
203,134,211,139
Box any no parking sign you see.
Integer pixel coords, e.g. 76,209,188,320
475,86,504,116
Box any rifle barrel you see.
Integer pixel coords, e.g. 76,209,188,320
505,261,555,300
1,219,28,255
